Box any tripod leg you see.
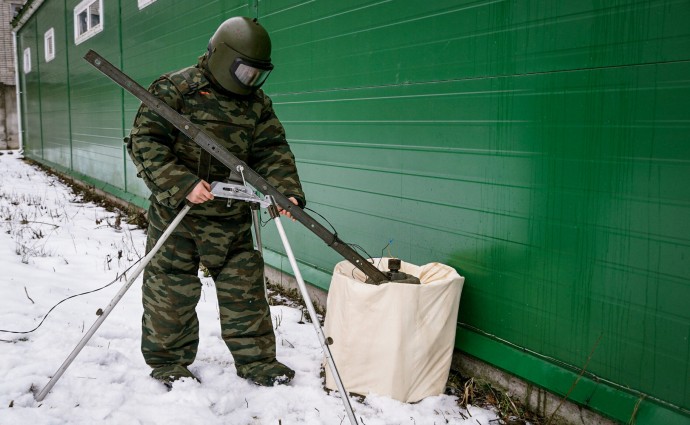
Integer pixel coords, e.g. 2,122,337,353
251,204,263,255
35,204,192,402
250,205,268,303
268,206,359,425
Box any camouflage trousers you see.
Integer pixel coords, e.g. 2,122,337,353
141,204,275,371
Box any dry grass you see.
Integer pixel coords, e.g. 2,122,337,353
266,281,325,325
24,158,148,230
445,369,545,425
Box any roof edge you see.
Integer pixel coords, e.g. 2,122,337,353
11,0,46,32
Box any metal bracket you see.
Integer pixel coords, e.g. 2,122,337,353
210,181,272,208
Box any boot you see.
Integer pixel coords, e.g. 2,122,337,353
236,360,295,386
150,364,199,389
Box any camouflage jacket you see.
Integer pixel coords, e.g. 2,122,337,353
126,57,305,218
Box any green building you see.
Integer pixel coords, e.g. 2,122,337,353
13,1,690,423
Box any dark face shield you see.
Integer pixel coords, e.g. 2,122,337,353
231,58,273,91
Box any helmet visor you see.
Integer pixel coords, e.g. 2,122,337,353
231,58,273,89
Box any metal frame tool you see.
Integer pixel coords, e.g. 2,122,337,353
37,180,360,425
36,50,369,424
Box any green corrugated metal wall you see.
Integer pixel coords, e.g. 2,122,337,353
14,1,690,423
36,0,69,168
18,17,41,160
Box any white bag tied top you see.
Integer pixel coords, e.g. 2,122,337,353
324,258,465,403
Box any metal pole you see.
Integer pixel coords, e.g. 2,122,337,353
251,205,263,254
250,205,269,302
35,204,192,402
269,206,359,425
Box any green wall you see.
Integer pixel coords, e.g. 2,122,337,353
14,1,690,423
17,17,41,160
34,0,68,167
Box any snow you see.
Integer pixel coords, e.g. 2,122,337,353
0,151,499,425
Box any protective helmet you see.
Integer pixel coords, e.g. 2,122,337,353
206,17,273,95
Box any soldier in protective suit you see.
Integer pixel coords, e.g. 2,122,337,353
125,17,305,387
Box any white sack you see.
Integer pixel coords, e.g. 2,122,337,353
323,258,464,403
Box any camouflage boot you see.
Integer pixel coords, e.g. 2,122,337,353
150,364,200,389
236,359,295,386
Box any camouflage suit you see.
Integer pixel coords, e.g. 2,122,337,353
126,55,304,384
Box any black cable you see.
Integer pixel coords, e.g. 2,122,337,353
304,207,379,262
304,207,337,235
380,241,391,258
0,258,142,335
348,243,376,264
304,207,341,246
262,205,342,244
378,240,392,267
348,243,378,280
263,204,379,268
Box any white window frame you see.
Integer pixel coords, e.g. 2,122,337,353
44,28,55,62
74,0,103,45
138,0,156,9
23,48,31,74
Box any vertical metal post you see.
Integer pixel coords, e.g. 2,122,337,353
250,204,268,302
35,204,192,402
251,204,263,254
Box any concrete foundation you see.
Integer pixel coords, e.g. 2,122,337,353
264,265,328,311
452,354,618,425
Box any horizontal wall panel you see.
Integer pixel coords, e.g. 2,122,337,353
262,0,690,93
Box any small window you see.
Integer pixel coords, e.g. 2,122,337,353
23,48,31,74
74,0,103,45
44,28,55,62
138,0,156,9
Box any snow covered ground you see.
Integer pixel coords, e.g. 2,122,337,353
0,151,499,425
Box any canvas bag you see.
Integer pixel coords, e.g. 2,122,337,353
324,258,464,403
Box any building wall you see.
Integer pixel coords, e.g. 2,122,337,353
13,1,690,424
0,83,19,147
0,0,25,149
0,1,23,85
